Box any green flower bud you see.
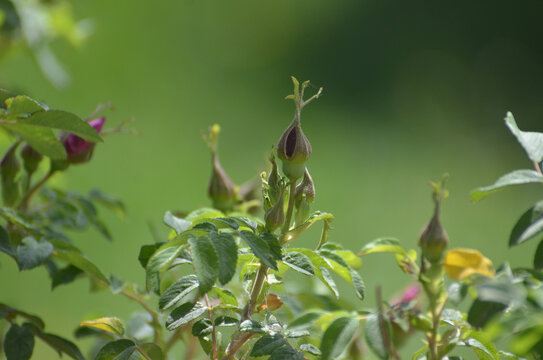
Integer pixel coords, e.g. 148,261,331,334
276,117,312,181
267,149,281,204
294,168,315,204
419,180,449,263
1,142,21,207
264,186,285,232
20,143,43,175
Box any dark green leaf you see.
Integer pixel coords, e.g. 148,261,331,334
300,343,321,356
165,302,206,331
159,274,199,310
138,244,162,269
251,334,287,356
54,249,109,284
214,316,238,327
88,189,126,220
239,230,279,270
269,346,304,360
214,217,239,229
0,225,14,258
137,343,162,360
94,339,135,360
320,317,359,360
505,112,543,163
239,320,265,333
4,323,34,360
468,299,507,328
5,123,66,159
260,232,282,260
283,251,315,276
163,211,191,235
36,332,84,360
16,237,53,270
5,96,46,115
534,238,543,270
52,265,84,289
192,222,218,232
209,232,237,285
364,314,388,360
191,318,212,337
471,170,543,202
145,245,186,293
189,236,218,294
510,200,543,247
21,110,102,142
349,268,366,300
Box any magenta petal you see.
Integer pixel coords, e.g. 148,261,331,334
64,117,106,157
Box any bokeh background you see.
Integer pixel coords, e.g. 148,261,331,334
2,0,543,358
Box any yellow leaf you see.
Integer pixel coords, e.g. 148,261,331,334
79,317,124,336
443,248,495,281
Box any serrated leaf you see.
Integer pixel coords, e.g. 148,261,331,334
16,237,53,270
284,212,334,242
319,249,365,300
320,316,359,360
54,249,109,284
358,237,406,256
159,275,199,310
209,231,237,285
165,302,206,331
4,323,35,360
215,316,239,327
300,343,321,355
251,333,287,356
283,251,315,276
163,211,191,235
80,317,124,336
239,230,280,270
94,339,136,360
239,320,265,333
189,236,218,294
5,123,66,159
0,224,14,258
35,332,84,360
145,245,186,293
212,287,239,309
510,200,543,247
471,170,543,202
5,96,46,114
505,112,543,163
20,110,102,142
192,318,213,337
286,248,339,297
364,313,388,359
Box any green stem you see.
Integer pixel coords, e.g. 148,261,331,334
280,181,298,244
205,294,218,360
18,170,55,211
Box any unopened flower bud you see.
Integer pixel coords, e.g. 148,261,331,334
264,186,285,232
208,153,236,212
63,117,105,165
20,143,43,175
419,193,449,263
276,117,312,181
1,143,21,206
294,168,315,203
267,149,281,204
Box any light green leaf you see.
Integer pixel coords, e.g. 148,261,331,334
471,170,543,202
163,211,191,235
4,323,35,360
5,96,46,114
189,236,219,294
209,231,237,285
137,343,163,360
320,316,359,360
212,287,239,309
358,237,406,256
165,302,206,331
288,311,324,329
283,251,315,276
284,212,334,243
300,343,321,356
505,112,543,163
239,320,265,333
20,110,102,142
54,249,109,284
79,317,124,336
16,237,53,270
159,275,199,310
510,200,543,247
5,123,66,159
289,248,339,297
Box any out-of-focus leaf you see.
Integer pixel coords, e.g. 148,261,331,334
165,302,206,331
0,225,14,258
35,332,84,360
510,200,543,247
54,249,109,284
288,311,324,329
79,317,124,336
163,211,191,235
239,320,265,333
137,343,163,360
320,316,359,360
364,313,388,359
505,112,543,163
16,237,53,270
4,323,35,360
189,236,218,294
284,212,334,243
4,123,66,159
94,339,135,360
534,239,543,270
300,343,321,356
89,189,126,220
159,274,199,310
268,346,304,360
52,265,84,289
21,110,102,142
5,96,46,115
468,299,507,329
358,237,406,256
471,170,543,202
250,333,287,356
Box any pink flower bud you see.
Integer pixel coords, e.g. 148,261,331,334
63,117,105,164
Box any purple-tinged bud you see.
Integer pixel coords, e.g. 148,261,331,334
63,117,105,165
20,143,42,175
264,186,285,232
1,142,21,206
294,168,315,203
208,153,237,212
276,117,312,181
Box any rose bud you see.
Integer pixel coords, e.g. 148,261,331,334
1,143,21,207
276,116,312,181
294,168,315,204
63,117,105,165
208,153,237,212
419,183,449,264
267,149,282,204
264,185,285,232
20,143,43,176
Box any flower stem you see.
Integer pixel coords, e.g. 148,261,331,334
18,170,55,211
205,294,218,360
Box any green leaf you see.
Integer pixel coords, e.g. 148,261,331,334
290,248,339,297
163,211,192,235
51,265,84,289
320,316,359,360
189,236,219,294
138,243,162,269
137,343,163,360
214,316,238,327
4,323,35,360
35,332,84,360
80,317,124,336
20,110,102,142
283,251,315,276
94,339,136,360
209,231,237,285
319,249,365,300
5,123,66,159
165,302,206,331
54,249,109,284
16,237,53,270
349,268,366,300
288,311,324,329
364,314,388,360
251,333,287,356
505,112,543,163
159,274,199,310
510,200,543,247
471,170,543,202
191,318,213,337
0,225,14,258
300,343,321,356
269,347,304,360
239,230,280,270
239,320,265,333
145,244,186,293
534,238,543,270
284,212,334,242
212,287,239,309
358,237,406,256
468,299,507,328
5,96,46,115
88,189,126,220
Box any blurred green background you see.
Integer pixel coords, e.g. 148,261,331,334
2,0,543,358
